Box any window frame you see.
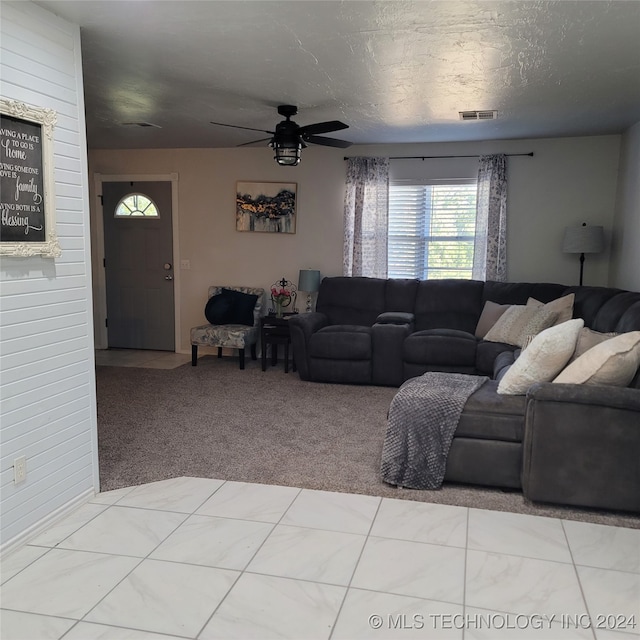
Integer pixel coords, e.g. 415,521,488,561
388,178,478,280
114,193,160,218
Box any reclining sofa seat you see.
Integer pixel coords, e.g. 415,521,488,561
404,279,485,379
289,277,640,511
297,277,420,385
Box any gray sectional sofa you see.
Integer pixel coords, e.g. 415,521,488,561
289,277,640,513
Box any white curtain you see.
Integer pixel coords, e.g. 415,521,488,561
473,154,508,281
343,157,389,277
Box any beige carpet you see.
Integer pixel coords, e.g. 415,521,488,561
96,356,640,529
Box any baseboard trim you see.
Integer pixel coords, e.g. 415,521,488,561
0,487,95,557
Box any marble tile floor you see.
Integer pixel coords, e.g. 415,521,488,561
1,476,639,640
95,349,192,369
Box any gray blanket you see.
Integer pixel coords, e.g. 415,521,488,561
381,372,488,489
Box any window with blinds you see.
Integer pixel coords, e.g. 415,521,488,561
388,182,477,279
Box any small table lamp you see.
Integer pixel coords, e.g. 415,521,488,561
298,269,321,312
562,223,604,286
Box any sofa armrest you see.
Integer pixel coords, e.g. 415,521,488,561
526,381,640,411
493,349,519,382
288,312,328,337
376,311,415,327
288,312,328,380
371,322,412,386
523,382,640,512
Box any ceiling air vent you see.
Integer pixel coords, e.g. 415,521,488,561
459,110,498,121
120,122,162,128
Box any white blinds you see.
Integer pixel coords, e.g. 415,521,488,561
388,183,477,279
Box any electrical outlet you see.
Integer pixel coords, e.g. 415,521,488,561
180,259,191,270
14,456,26,484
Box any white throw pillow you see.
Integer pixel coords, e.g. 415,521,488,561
484,305,558,347
553,331,640,387
498,319,584,395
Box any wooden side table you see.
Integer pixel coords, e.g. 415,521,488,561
260,314,297,373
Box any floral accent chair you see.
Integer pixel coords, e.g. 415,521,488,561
190,285,264,370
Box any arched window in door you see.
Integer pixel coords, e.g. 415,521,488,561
114,193,159,217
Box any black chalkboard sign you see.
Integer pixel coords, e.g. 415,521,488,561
0,114,46,242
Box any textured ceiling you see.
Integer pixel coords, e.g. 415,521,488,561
35,0,640,149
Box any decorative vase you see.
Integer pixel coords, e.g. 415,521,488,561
275,301,283,318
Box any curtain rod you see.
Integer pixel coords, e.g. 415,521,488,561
343,152,534,160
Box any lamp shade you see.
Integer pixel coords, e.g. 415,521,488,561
562,224,604,254
298,269,321,292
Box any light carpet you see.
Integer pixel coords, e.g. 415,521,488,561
96,356,640,529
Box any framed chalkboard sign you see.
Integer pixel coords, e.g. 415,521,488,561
1,98,60,257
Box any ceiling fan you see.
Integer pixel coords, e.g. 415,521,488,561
210,105,352,166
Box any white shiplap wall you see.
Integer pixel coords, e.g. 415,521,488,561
0,1,98,549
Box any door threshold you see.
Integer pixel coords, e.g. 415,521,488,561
95,349,190,369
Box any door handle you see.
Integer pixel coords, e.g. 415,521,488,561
164,275,173,281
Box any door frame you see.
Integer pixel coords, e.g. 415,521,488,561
94,173,182,352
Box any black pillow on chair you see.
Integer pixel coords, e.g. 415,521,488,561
222,288,259,326
204,292,233,325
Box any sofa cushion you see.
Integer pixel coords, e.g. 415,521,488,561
553,331,640,387
384,278,419,312
593,292,640,333
482,281,568,306
498,319,584,395
456,380,526,442
482,281,536,305
309,325,372,360
569,286,622,328
615,300,640,333
316,277,386,326
484,305,557,347
404,329,477,367
413,279,484,333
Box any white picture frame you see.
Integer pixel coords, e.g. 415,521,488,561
0,97,61,257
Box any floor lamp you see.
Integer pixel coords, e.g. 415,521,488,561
562,223,604,286
298,269,321,312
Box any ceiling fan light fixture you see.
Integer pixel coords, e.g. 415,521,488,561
211,105,350,166
272,138,301,166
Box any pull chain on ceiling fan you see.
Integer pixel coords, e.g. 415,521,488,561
211,105,352,166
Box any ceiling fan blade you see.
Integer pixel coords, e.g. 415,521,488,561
236,137,272,147
298,120,349,136
303,135,352,149
210,121,274,135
